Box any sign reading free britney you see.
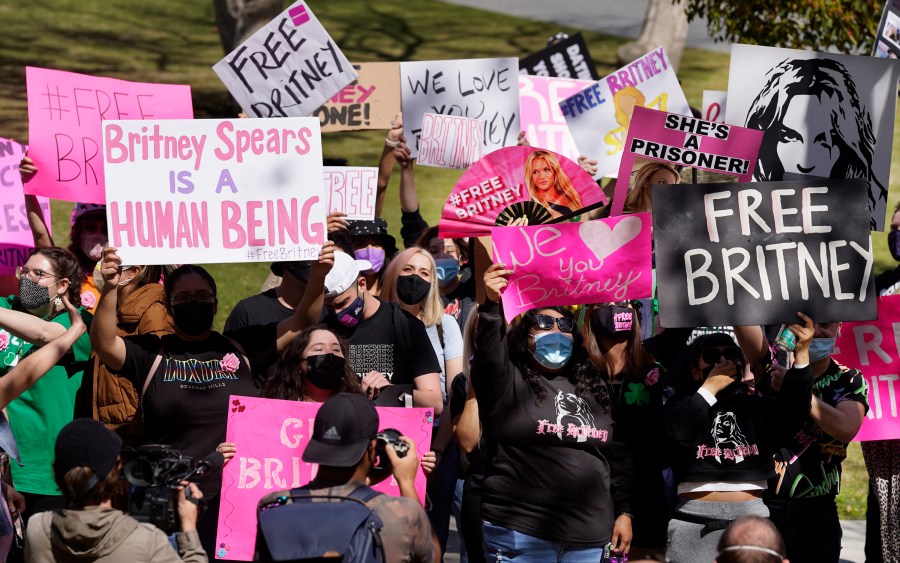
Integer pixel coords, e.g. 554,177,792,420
103,118,326,265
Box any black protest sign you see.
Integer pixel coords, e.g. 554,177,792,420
519,33,599,81
652,179,876,327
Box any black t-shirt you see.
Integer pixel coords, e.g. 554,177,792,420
876,266,900,295
224,288,293,332
326,299,440,386
120,331,267,498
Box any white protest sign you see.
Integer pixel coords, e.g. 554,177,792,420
702,90,727,123
103,118,326,264
561,47,690,179
400,57,519,159
213,1,357,118
324,166,377,220
416,113,485,170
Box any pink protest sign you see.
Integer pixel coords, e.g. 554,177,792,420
26,67,193,204
0,138,50,275
833,294,900,442
438,146,605,239
491,213,653,322
215,396,433,561
518,75,593,162
611,106,763,216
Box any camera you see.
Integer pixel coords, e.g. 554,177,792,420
122,445,223,533
373,428,409,470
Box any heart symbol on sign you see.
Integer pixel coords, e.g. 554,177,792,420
579,217,642,261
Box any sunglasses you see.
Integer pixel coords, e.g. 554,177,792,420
701,346,744,365
533,314,575,333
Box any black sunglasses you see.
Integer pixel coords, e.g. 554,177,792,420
701,346,744,365
533,314,575,333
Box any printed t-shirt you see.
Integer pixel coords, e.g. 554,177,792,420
1,296,92,495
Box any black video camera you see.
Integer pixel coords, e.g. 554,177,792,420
122,445,223,533
373,428,409,470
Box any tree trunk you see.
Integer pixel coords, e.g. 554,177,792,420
616,0,690,70
213,0,284,53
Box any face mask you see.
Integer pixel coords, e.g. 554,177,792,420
530,331,573,370
435,258,460,287
304,353,346,390
355,247,385,274
283,262,311,283
18,277,53,312
809,337,836,362
396,274,431,305
889,230,900,262
590,305,634,338
172,301,216,336
80,233,107,262
336,292,366,328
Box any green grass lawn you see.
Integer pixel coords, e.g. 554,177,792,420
0,0,884,518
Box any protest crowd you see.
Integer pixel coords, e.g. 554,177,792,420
1,2,900,563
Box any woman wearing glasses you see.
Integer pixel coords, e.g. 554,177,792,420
0,248,92,521
473,264,632,562
662,321,815,562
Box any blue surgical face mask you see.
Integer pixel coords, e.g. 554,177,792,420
809,337,835,362
530,331,573,370
435,258,460,287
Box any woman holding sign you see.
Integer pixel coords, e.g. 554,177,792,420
524,150,583,219
473,264,632,561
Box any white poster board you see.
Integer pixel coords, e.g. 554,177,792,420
324,166,377,220
702,90,727,123
416,113,485,170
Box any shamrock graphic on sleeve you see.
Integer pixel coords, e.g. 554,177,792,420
624,382,650,406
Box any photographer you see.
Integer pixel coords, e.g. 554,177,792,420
25,419,206,563
256,393,434,562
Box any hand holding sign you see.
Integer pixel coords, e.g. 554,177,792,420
484,263,511,303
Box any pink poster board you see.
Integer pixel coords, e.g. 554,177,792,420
215,396,433,561
833,294,900,441
611,106,763,216
518,75,593,162
0,138,50,275
438,146,606,239
491,213,653,322
26,67,193,203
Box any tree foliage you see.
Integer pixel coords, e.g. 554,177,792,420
681,0,883,54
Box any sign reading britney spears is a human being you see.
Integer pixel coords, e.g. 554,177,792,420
102,118,326,265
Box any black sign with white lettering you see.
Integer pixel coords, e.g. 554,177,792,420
652,179,876,327
519,33,600,81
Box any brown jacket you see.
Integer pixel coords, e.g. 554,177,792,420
90,284,173,433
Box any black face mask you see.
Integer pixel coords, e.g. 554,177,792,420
890,230,900,262
396,274,431,305
304,353,346,390
590,305,634,338
172,301,216,336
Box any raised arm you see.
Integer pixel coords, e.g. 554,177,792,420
89,247,127,370
733,324,770,369
0,307,66,346
274,242,334,352
375,114,403,218
394,136,419,213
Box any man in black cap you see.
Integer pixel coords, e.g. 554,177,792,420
25,418,207,562
258,393,435,562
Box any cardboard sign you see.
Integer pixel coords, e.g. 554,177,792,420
611,107,763,216
324,166,377,220
25,67,193,204
438,146,605,239
313,62,401,132
103,118,326,265
518,75,594,162
652,179,876,327
833,295,900,441
726,44,900,231
400,57,519,158
416,113,485,170
518,33,600,80
213,0,357,118
492,214,653,322
561,47,691,179
214,396,433,561
702,90,727,123
874,0,900,59
0,139,51,275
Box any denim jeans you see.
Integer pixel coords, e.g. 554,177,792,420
482,521,604,563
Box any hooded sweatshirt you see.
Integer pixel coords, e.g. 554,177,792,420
25,507,205,563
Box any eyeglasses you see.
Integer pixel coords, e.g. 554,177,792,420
701,346,744,365
533,314,574,333
16,266,57,282
170,291,216,305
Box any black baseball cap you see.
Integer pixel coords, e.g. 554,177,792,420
302,393,379,467
55,419,122,491
348,217,398,256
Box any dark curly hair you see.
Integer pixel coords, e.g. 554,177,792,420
27,247,85,308
263,324,361,401
507,306,609,411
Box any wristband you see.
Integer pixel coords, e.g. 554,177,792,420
384,137,400,148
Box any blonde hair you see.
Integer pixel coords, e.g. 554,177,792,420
614,87,645,129
524,149,583,213
380,248,445,327
623,162,680,214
